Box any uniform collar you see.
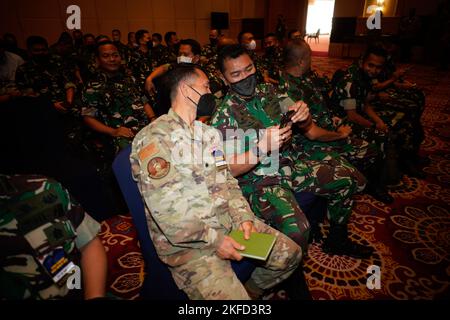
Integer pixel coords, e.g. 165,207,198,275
168,108,203,142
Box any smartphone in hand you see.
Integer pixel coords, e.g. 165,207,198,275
280,110,295,128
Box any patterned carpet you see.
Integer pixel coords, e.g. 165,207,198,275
99,57,450,300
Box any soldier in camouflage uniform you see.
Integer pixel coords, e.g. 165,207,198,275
0,174,106,300
81,41,155,154
164,31,180,64
371,52,426,163
112,29,131,65
201,29,220,61
262,33,285,84
15,36,76,113
280,40,393,203
127,30,153,93
238,32,265,82
151,33,170,69
131,64,309,300
212,45,373,259
331,45,425,179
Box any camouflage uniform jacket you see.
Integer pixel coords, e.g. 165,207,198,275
279,71,346,153
262,46,285,80
0,174,100,300
331,63,372,118
15,54,76,103
130,109,254,287
201,44,218,61
81,68,149,135
150,44,170,68
210,83,312,195
127,48,153,90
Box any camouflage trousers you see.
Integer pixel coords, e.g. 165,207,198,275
373,87,425,152
303,136,379,173
285,152,366,226
377,109,418,152
247,185,311,251
177,218,302,300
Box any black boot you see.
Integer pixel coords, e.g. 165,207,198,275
364,156,394,204
284,265,312,300
382,142,402,185
322,224,374,259
366,183,394,204
401,152,427,179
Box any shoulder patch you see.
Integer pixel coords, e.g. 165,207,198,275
147,157,171,179
138,143,158,161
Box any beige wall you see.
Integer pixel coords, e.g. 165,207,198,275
0,0,266,47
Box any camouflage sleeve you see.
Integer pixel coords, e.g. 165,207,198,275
72,211,101,250
225,169,255,226
43,177,101,250
131,133,225,250
334,75,358,111
14,65,33,95
210,97,236,138
80,81,101,118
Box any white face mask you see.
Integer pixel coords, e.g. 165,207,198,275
245,40,257,51
152,41,157,47
177,56,193,64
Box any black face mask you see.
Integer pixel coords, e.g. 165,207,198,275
209,38,218,46
187,86,216,117
33,54,50,65
146,41,153,50
230,73,257,97
265,46,276,56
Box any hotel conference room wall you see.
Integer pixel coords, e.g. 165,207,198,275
0,0,267,47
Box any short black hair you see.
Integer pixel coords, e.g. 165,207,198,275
284,40,311,68
96,35,110,44
237,31,251,44
165,64,202,103
152,33,162,42
164,31,177,45
135,29,149,43
179,39,201,56
287,29,300,39
265,32,277,39
95,41,118,57
26,36,48,50
218,44,249,73
362,45,388,62
112,29,121,34
57,32,72,45
83,33,95,41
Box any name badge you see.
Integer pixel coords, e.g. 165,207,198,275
212,149,227,171
37,247,77,285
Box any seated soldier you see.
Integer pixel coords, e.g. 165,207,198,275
201,28,221,61
81,41,155,154
164,31,180,63
211,45,373,259
280,40,393,203
262,33,284,84
150,33,170,68
0,174,107,300
370,42,427,167
15,35,76,113
145,39,211,116
331,45,425,180
127,29,153,92
131,64,309,300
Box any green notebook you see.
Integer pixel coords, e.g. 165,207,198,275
229,230,277,261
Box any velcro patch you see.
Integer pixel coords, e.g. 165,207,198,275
138,143,159,161
147,157,171,179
